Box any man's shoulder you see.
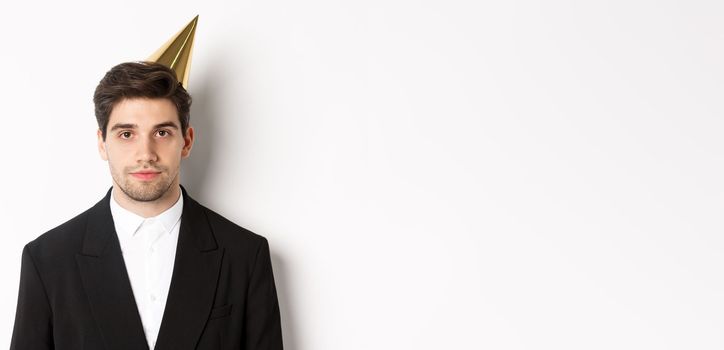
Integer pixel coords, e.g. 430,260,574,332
24,204,93,262
196,201,269,247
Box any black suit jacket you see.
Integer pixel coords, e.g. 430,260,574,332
10,185,283,350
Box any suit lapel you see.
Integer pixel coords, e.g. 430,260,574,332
154,185,224,350
76,186,224,350
76,187,150,350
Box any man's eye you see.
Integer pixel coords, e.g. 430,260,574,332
157,130,170,137
120,131,132,139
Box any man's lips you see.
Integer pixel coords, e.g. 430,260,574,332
130,171,161,180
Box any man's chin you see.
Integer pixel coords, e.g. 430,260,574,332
120,182,170,202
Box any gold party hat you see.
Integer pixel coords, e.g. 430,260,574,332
147,15,199,88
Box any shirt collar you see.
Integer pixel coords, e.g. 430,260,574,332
109,187,184,240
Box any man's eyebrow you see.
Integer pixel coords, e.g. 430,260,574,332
153,122,179,129
109,123,137,131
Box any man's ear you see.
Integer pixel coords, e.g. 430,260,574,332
97,129,108,161
181,126,195,158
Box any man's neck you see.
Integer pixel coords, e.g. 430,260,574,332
111,184,182,218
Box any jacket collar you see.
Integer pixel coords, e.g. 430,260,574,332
76,184,224,350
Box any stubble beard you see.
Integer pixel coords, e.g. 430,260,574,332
110,163,178,202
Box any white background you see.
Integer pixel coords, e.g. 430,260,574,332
1,0,723,349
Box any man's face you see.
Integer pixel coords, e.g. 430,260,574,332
97,97,194,202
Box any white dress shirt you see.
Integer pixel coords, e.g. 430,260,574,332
109,188,183,350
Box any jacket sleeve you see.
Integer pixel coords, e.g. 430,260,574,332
10,244,54,350
243,237,283,350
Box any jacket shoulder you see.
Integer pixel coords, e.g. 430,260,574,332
197,203,270,257
25,206,91,264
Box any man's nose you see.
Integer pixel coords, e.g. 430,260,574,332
137,136,159,163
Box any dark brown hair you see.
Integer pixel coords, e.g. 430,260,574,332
93,61,192,140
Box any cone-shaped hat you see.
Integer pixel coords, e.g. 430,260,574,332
147,15,198,88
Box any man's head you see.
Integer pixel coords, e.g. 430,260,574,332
94,61,195,202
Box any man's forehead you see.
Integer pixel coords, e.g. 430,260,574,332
108,98,180,127
112,97,177,112
109,120,180,130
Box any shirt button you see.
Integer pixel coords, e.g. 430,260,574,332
150,294,157,301
149,246,155,253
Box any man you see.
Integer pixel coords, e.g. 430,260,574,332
9,61,284,350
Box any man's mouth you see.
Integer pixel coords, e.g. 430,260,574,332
130,171,161,181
